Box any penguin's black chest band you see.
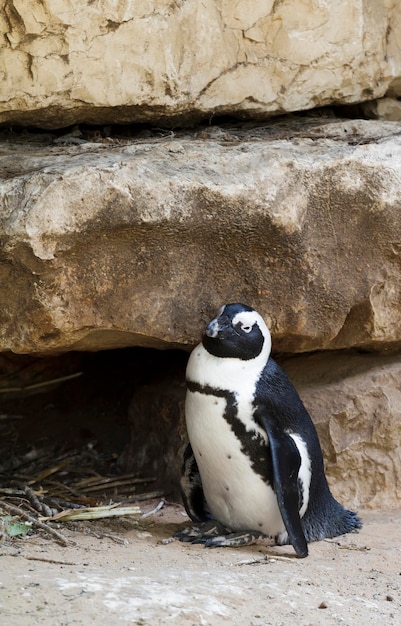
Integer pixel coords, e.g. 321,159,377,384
186,380,272,484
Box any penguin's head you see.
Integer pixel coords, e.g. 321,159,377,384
202,303,271,361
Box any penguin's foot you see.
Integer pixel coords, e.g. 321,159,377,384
200,531,265,548
174,521,264,548
174,520,229,544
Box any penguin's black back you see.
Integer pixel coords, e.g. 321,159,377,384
256,357,362,541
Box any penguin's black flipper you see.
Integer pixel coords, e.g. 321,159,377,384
256,409,308,558
179,443,210,523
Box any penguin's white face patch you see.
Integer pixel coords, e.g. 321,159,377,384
232,311,266,336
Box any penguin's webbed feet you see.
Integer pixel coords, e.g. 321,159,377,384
200,530,265,548
174,520,229,544
174,521,264,548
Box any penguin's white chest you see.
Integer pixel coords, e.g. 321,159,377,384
185,389,286,538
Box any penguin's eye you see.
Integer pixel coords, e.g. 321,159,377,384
241,324,253,333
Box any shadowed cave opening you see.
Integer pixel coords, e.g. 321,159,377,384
0,348,189,507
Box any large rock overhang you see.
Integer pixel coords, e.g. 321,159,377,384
1,118,401,355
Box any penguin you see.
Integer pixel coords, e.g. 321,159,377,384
175,303,362,558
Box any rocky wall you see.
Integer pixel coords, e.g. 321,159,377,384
1,1,401,128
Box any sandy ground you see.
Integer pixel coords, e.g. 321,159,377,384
0,504,400,626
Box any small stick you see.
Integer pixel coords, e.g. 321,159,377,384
40,503,141,522
73,476,156,491
24,556,77,566
23,486,57,518
338,543,370,552
84,530,128,545
0,500,70,546
28,459,73,484
141,500,164,519
46,497,86,511
234,553,295,565
123,491,165,502
0,372,82,394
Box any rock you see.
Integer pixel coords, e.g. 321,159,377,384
119,372,188,499
362,97,401,121
283,351,401,509
1,1,401,128
1,118,401,355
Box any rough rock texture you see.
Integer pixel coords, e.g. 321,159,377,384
283,352,401,510
1,1,401,128
363,96,401,121
1,118,401,355
119,374,188,499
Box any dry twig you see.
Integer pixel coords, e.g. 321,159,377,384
0,500,70,546
0,372,82,394
39,503,141,522
141,500,164,518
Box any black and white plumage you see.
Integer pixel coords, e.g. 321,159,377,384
176,303,362,558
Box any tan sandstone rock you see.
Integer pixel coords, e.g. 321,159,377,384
1,1,401,128
362,96,401,121
1,118,401,355
283,351,401,509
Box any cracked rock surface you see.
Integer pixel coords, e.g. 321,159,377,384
1,0,401,127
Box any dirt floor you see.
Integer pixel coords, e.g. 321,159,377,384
0,503,400,626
